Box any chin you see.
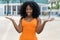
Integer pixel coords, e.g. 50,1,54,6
28,15,31,16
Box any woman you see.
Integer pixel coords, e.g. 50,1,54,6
6,1,54,40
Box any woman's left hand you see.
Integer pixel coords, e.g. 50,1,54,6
44,18,54,22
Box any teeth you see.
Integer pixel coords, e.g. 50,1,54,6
28,13,30,15
28,13,30,14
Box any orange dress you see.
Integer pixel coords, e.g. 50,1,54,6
19,18,38,40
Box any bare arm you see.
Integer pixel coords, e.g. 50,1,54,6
5,17,22,33
36,17,54,34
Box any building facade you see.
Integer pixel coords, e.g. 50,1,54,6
0,0,48,4
0,0,48,16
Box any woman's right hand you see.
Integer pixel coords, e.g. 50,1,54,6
5,17,22,33
5,17,14,21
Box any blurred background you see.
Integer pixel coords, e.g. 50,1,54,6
0,0,60,40
0,0,60,16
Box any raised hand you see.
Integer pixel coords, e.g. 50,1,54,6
44,18,54,22
5,17,14,21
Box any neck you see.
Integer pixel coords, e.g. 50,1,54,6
26,16,32,18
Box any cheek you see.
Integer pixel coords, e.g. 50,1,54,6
26,9,33,13
30,9,33,12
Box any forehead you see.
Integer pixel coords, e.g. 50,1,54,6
26,5,32,9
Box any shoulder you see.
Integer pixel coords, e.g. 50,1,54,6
37,17,41,22
36,17,41,24
19,17,24,22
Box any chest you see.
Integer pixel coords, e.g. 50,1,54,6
21,18,37,28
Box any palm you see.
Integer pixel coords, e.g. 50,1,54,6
5,17,14,21
44,18,54,22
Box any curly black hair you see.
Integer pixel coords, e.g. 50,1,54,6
18,1,40,18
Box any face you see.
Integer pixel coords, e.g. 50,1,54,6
26,5,33,17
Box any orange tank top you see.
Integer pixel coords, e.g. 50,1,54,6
19,18,38,40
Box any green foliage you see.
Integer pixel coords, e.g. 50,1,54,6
51,1,59,9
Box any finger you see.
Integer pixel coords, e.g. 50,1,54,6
5,17,8,18
49,18,54,21
5,17,12,20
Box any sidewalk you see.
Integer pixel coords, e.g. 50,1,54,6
0,16,60,40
